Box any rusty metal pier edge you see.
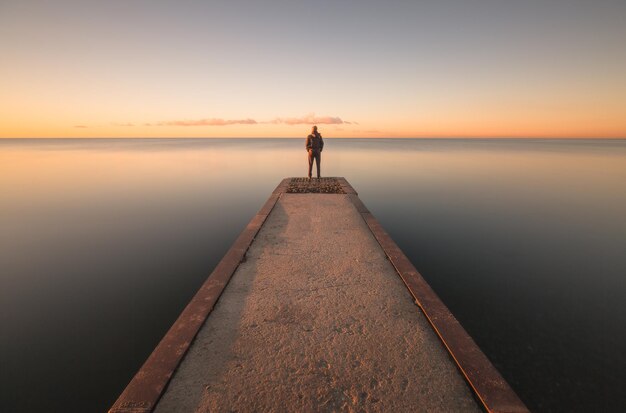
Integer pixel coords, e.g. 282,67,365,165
108,178,290,413
336,178,528,413
109,178,529,413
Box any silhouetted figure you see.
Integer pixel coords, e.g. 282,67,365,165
306,125,324,178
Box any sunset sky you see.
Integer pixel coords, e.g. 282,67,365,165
1,0,625,138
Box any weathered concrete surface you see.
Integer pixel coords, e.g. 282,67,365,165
154,194,481,412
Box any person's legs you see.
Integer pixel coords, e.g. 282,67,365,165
315,151,321,178
307,150,314,178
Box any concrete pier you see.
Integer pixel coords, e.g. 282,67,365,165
110,178,528,413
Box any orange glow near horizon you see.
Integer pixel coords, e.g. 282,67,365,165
2,112,624,139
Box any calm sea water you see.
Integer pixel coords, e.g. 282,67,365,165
1,138,625,412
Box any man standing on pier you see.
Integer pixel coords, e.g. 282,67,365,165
306,125,324,179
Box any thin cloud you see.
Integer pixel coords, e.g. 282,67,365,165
152,114,356,127
159,118,257,126
270,114,347,125
112,122,134,127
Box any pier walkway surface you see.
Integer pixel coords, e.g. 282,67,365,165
110,178,527,413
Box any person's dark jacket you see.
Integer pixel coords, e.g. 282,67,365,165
305,133,324,152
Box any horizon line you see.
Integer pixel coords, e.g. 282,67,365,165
1,136,626,140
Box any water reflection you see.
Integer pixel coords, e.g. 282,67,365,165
0,138,625,412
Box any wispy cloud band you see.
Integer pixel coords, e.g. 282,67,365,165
268,114,349,125
152,114,355,127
